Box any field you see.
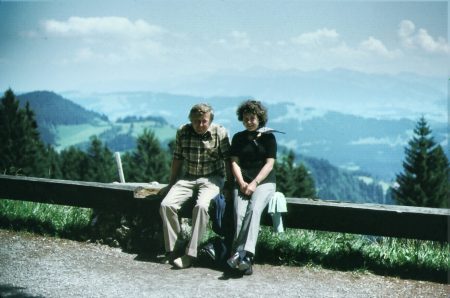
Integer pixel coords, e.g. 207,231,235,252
53,120,177,151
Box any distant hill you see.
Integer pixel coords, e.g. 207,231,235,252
16,91,176,152
17,91,109,144
17,91,108,125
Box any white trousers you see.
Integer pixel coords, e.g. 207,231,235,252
233,183,276,254
160,176,223,257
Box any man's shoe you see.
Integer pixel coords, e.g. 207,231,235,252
227,252,240,269
173,255,193,269
160,252,176,265
202,243,216,261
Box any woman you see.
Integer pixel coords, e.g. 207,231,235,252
227,100,277,275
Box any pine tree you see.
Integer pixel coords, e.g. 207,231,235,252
122,129,169,183
60,146,87,181
393,117,449,208
0,89,46,176
42,144,62,179
84,136,116,183
276,150,316,198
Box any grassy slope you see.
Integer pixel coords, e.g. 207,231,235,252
54,120,177,151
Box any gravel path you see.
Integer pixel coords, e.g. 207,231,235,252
0,229,448,298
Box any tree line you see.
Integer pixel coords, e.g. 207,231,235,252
1,89,448,207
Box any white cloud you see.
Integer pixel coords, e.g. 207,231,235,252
291,28,340,47
359,37,398,58
43,16,163,40
398,19,450,54
42,17,166,64
213,30,251,49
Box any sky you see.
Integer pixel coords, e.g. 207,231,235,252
0,0,448,92
0,0,448,126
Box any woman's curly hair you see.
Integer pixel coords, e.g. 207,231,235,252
236,100,268,127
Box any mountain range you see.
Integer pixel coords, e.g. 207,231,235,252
15,90,392,204
59,90,447,181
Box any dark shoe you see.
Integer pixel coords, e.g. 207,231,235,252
243,263,253,275
227,252,240,269
202,243,215,261
160,252,176,265
238,256,251,271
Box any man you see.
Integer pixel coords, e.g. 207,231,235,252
159,103,232,269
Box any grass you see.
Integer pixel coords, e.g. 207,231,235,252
53,121,177,151
255,227,449,283
55,123,112,150
0,199,92,240
1,199,448,283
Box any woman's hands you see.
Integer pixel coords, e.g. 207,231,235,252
239,180,257,196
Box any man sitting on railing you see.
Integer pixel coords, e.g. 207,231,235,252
159,103,233,269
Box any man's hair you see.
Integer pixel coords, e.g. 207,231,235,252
236,100,268,126
189,103,214,121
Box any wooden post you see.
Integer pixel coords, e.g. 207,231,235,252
114,152,125,183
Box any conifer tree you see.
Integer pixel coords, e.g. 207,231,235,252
60,146,87,181
393,117,449,208
42,144,62,179
0,89,45,176
122,129,169,183
84,136,116,183
276,150,316,198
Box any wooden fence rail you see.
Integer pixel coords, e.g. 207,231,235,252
0,175,448,242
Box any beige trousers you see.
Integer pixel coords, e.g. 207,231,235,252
160,176,223,257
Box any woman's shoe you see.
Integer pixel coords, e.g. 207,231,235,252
227,252,240,269
238,256,251,271
243,264,253,275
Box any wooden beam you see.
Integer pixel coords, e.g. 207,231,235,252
1,175,449,241
0,175,162,211
267,198,450,242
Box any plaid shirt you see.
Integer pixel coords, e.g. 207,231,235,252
173,123,231,177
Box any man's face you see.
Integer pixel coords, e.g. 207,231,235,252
191,112,212,135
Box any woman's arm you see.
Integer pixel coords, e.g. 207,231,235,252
245,158,275,195
231,156,248,194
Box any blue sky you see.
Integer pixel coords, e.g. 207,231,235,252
0,0,448,125
1,0,448,94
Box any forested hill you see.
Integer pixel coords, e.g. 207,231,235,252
17,91,108,126
16,91,110,145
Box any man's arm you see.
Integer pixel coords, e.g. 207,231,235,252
168,158,183,187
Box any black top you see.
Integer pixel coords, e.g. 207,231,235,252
230,130,277,184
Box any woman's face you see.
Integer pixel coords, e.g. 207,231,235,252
242,112,259,131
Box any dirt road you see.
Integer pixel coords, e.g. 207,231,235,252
0,229,448,297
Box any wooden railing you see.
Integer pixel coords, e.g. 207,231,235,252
0,174,448,242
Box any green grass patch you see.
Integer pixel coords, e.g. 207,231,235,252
256,227,449,283
0,199,92,240
54,123,112,150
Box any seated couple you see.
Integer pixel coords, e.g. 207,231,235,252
159,100,277,276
